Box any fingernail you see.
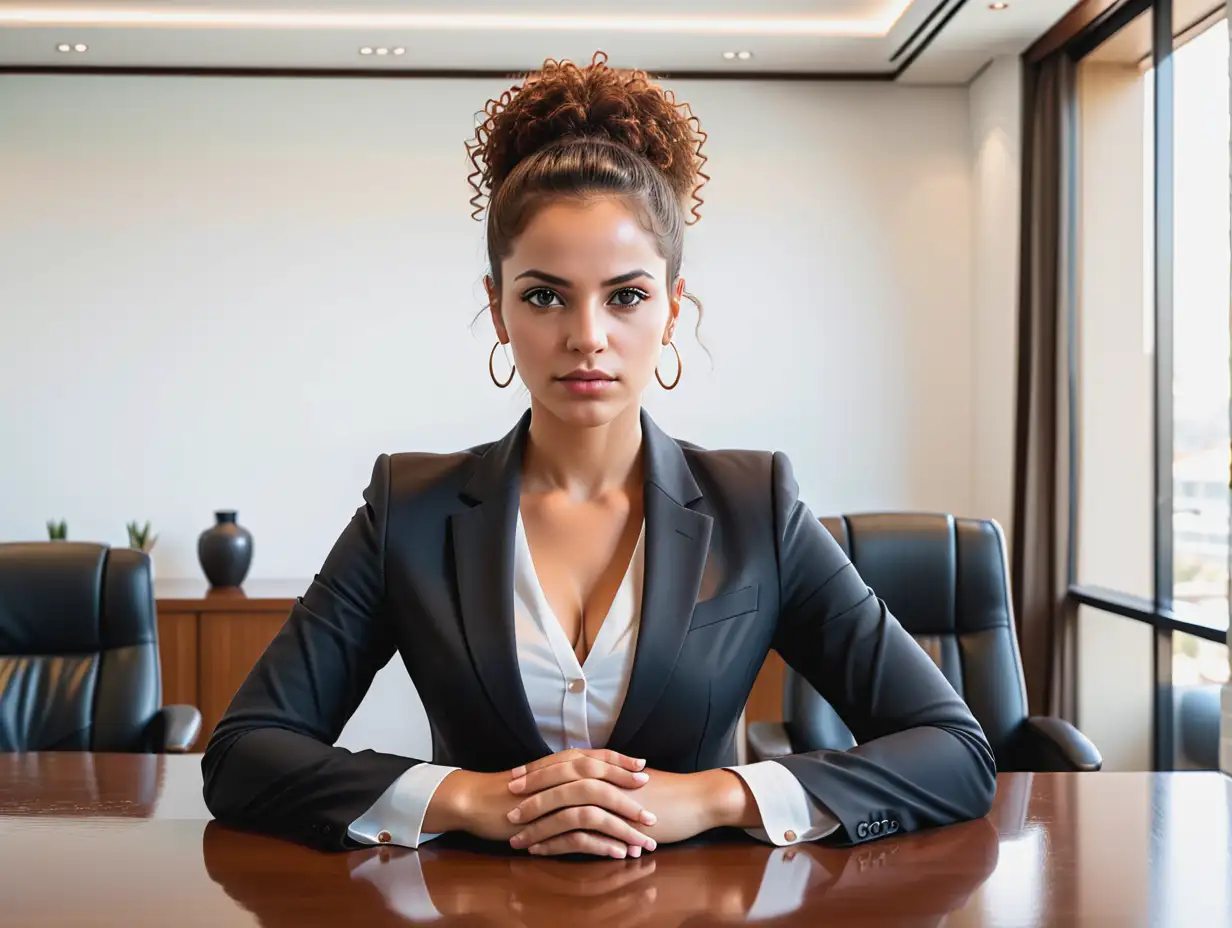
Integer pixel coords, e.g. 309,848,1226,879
635,758,646,770
611,846,627,859
628,845,641,858
645,838,657,851
510,765,526,778
507,808,523,823
508,777,525,793
640,809,657,825
632,771,649,784
510,833,526,847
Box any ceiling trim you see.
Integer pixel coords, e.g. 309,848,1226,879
0,2,974,83
1025,0,1128,62
893,0,970,72
890,0,951,62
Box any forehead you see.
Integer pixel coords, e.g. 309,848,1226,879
504,198,666,277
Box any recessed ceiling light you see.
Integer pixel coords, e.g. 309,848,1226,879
989,2,1009,9
736,50,753,60
376,47,388,55
359,46,373,55
393,47,405,55
722,51,736,60
73,43,87,52
56,43,71,52
2,7,918,39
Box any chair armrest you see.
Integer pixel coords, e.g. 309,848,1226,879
746,721,793,761
1018,716,1102,772
147,705,203,754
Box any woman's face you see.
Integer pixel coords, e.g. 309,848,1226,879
486,197,682,430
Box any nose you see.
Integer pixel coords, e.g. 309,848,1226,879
565,302,608,356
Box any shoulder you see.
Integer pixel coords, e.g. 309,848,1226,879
672,436,798,505
360,439,496,516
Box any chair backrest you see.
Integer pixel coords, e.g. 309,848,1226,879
0,542,161,751
784,513,1030,766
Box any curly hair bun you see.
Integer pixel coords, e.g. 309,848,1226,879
467,50,709,223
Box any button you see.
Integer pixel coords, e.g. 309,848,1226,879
567,679,585,693
783,830,797,842
377,831,392,844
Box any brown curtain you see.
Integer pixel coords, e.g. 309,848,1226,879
1012,52,1079,721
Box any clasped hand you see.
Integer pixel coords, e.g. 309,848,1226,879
464,748,725,859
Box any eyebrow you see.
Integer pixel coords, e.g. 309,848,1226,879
513,269,655,287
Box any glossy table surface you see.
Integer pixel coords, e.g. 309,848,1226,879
0,754,1228,927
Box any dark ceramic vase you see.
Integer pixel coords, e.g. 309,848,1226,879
198,510,253,588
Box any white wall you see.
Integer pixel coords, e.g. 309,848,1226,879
968,56,1022,541
0,74,978,754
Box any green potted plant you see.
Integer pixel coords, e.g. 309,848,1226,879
126,520,158,554
47,519,67,541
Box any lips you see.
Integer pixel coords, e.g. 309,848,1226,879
558,370,616,381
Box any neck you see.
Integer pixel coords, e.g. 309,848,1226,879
522,401,644,500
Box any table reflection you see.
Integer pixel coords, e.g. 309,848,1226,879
203,817,1000,927
0,751,163,817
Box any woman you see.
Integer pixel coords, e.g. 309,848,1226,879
202,52,996,860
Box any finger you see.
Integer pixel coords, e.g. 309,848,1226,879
526,829,632,859
511,780,657,830
511,806,657,852
511,748,646,779
507,855,656,896
510,757,650,794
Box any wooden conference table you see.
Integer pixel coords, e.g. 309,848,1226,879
0,754,1228,927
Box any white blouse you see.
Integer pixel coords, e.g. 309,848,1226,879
348,512,838,849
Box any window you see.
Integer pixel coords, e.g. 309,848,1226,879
1069,0,1229,771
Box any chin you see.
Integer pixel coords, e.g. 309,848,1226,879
539,394,631,429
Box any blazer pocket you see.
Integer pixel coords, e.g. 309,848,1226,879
689,584,760,630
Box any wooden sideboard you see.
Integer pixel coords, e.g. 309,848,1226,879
154,579,307,752
154,579,786,754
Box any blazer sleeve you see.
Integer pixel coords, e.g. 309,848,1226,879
766,451,997,845
201,454,423,851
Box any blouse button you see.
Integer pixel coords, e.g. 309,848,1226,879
567,678,585,694
377,831,392,844
783,830,797,842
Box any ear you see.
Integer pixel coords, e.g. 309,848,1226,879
485,274,509,344
664,277,684,345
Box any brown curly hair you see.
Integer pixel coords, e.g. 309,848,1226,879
466,51,710,290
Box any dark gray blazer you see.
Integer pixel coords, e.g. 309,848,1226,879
202,410,996,851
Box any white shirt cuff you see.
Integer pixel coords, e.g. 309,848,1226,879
723,761,841,846
346,762,460,849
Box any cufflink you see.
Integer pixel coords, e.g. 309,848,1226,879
377,830,392,844
783,830,797,842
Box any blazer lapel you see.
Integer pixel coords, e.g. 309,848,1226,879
450,410,552,760
605,411,713,751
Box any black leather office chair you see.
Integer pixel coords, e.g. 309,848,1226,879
0,542,201,752
748,513,1101,772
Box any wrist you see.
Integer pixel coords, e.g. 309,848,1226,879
422,768,479,835
699,768,757,830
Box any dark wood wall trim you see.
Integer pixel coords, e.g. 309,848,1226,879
1024,0,1132,63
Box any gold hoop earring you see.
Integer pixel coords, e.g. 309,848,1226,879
489,341,515,388
656,341,682,390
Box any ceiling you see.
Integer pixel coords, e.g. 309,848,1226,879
0,0,1077,84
